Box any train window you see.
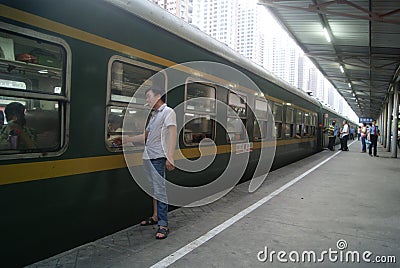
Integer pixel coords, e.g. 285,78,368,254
0,30,65,95
311,114,317,136
323,114,329,128
0,25,68,157
185,82,216,113
227,92,247,142
107,57,166,151
254,99,268,119
296,110,303,124
183,81,216,146
272,103,283,122
105,106,149,149
295,110,303,138
110,60,164,104
272,103,283,139
304,113,310,125
228,92,247,117
284,107,294,138
253,99,268,141
303,113,311,136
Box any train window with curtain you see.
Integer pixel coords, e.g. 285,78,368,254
272,102,283,139
303,112,311,136
311,113,317,136
295,110,303,138
227,92,247,142
183,81,216,146
253,98,268,141
106,56,166,151
0,24,68,157
285,107,294,138
323,114,329,128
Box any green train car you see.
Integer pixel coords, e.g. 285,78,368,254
0,0,355,266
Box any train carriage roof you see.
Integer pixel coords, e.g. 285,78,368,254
105,0,321,107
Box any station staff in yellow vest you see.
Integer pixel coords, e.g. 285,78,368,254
327,121,336,151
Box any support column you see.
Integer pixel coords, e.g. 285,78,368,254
379,112,383,144
386,92,393,151
392,83,399,158
382,103,387,146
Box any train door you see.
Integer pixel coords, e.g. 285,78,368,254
322,113,329,148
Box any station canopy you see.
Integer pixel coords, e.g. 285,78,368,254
258,0,400,120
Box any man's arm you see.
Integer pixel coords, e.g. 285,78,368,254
113,132,146,145
166,125,177,171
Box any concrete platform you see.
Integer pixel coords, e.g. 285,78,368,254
27,140,399,267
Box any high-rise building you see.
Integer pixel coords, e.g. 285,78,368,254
338,99,344,114
297,55,305,90
150,0,193,23
327,86,335,107
236,2,264,65
263,27,300,88
192,0,238,49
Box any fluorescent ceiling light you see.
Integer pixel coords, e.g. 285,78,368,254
323,27,331,42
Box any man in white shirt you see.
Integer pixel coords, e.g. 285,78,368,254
340,120,349,151
120,87,177,239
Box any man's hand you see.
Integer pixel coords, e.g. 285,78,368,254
166,157,175,171
112,137,123,146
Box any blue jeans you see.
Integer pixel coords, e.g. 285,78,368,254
369,134,378,156
361,136,366,152
143,158,168,227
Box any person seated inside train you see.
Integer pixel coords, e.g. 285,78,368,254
227,118,243,142
0,102,37,150
0,110,4,126
106,113,123,147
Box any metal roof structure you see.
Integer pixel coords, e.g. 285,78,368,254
258,0,400,120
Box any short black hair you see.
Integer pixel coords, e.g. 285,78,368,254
5,102,26,126
145,86,166,102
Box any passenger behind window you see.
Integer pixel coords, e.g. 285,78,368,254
0,102,37,150
25,109,59,150
0,110,4,126
107,113,123,147
227,118,243,142
295,124,302,139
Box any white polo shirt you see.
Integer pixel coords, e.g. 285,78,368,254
342,123,349,137
143,104,176,160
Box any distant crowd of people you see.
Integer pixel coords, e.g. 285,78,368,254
325,119,381,157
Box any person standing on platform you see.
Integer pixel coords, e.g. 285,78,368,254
114,86,177,239
368,120,380,157
350,127,355,140
327,121,336,151
360,123,367,153
340,120,349,151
